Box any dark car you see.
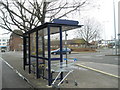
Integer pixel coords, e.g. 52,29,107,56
51,48,71,55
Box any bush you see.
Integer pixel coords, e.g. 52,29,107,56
68,47,96,52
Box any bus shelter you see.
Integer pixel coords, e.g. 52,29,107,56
23,19,83,86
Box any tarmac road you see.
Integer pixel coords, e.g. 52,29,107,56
67,48,118,65
0,57,32,89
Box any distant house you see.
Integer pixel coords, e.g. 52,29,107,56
90,41,98,45
97,40,112,47
69,38,87,46
118,34,120,46
118,34,120,40
51,38,87,48
89,41,98,48
0,37,9,51
9,30,23,51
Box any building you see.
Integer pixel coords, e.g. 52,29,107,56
118,34,120,40
9,30,23,51
0,37,9,51
118,34,120,47
118,34,120,54
51,38,87,48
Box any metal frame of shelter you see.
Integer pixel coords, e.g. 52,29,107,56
23,21,83,86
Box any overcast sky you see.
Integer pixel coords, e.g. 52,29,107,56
66,0,119,40
90,0,119,40
0,0,119,40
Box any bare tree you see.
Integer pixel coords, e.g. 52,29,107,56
0,0,90,35
75,18,102,46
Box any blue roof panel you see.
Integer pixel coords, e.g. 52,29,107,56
53,19,79,25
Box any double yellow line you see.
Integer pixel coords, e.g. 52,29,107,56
76,64,120,78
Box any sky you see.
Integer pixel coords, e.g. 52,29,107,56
0,0,119,40
66,0,119,40
89,0,119,40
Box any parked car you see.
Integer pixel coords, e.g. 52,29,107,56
51,48,71,55
1,49,6,52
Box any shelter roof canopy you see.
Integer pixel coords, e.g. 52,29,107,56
24,22,83,35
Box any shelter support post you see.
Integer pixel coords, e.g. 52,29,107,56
59,26,63,81
47,26,52,86
36,30,39,78
23,36,26,70
65,30,68,65
42,31,45,64
28,34,31,74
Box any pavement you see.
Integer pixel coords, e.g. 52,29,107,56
0,55,2,90
0,51,119,88
1,57,32,88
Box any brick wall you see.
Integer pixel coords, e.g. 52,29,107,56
9,36,23,51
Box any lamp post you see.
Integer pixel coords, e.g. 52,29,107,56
113,0,117,55
65,31,68,65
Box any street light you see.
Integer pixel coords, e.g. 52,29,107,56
113,0,117,55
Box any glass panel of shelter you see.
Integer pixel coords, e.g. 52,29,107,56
26,26,64,85
50,27,62,82
38,29,47,78
30,32,36,74
44,27,61,79
30,32,36,55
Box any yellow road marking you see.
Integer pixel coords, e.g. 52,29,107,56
76,64,120,78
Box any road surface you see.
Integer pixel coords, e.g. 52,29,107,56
67,48,118,65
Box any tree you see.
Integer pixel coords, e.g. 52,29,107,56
0,0,89,36
75,18,102,46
